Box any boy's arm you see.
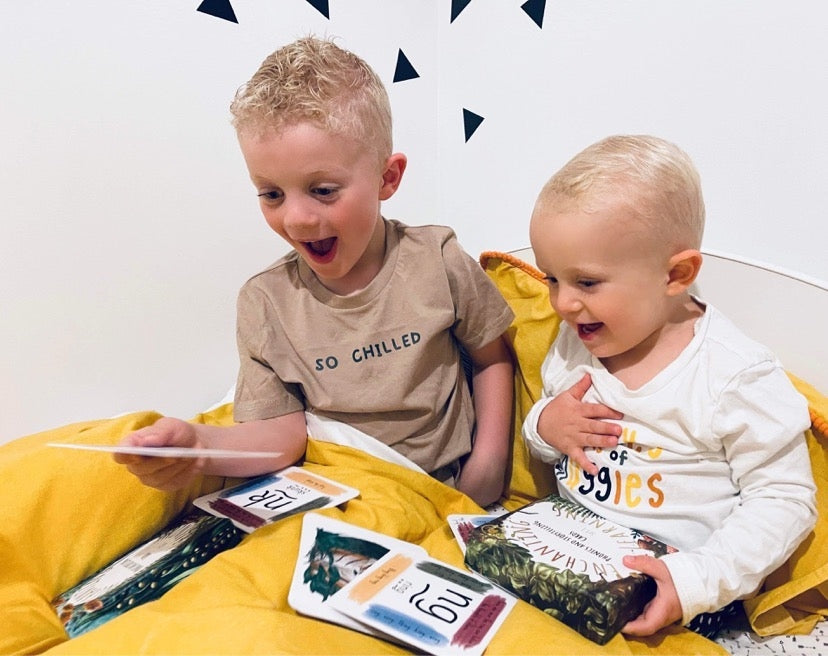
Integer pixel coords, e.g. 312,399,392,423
455,334,514,507
115,412,307,491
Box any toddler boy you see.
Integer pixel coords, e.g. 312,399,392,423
522,134,817,637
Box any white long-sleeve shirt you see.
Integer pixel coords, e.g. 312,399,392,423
522,302,817,624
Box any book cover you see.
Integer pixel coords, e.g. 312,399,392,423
329,549,516,656
463,494,675,645
52,509,242,637
193,466,359,532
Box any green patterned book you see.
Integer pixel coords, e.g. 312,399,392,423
463,494,675,645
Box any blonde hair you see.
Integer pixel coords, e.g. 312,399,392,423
534,135,705,250
230,36,393,162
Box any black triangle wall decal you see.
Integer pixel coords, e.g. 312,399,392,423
393,50,419,83
520,0,546,29
196,0,238,24
305,0,330,19
451,0,473,23
463,108,484,142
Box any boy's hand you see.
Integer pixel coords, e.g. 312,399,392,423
621,554,683,637
114,417,205,491
537,373,623,475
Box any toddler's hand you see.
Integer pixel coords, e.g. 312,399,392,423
114,417,205,491
537,373,622,475
621,554,683,637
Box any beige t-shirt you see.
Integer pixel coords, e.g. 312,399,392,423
233,219,514,473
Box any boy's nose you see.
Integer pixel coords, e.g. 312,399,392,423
283,200,318,232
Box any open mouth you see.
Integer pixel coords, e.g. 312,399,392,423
577,322,603,339
302,237,337,262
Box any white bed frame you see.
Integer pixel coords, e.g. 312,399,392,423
510,247,828,395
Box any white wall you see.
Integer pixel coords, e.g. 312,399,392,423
2,1,826,443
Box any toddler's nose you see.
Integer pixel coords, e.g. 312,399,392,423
553,286,583,315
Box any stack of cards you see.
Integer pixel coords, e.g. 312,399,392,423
288,513,515,655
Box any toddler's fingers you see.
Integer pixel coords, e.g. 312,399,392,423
582,402,624,421
585,418,621,440
622,605,668,637
623,554,662,576
622,589,682,637
589,433,619,450
565,373,593,400
569,448,598,476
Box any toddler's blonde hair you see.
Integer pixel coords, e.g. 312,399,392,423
534,135,705,250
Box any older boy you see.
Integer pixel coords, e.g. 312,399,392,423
118,37,514,508
522,135,816,637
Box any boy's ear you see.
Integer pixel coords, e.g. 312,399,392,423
378,153,407,200
666,249,703,295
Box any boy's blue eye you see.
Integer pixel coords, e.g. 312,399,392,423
579,280,599,288
312,186,338,198
544,276,558,285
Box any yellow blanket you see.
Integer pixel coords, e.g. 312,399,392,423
1,252,824,655
0,408,718,655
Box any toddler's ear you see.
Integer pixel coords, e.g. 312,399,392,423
379,153,407,200
666,249,703,295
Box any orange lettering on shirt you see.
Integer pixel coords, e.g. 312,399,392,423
647,473,665,508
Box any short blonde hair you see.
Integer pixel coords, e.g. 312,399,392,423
230,36,393,162
534,135,705,250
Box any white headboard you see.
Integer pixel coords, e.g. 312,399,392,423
509,248,828,395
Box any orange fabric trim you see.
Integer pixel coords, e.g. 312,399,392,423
479,250,545,281
811,408,828,438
